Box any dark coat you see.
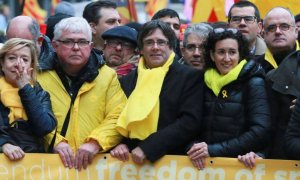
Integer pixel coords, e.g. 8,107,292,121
119,59,204,162
285,94,300,160
0,83,57,147
200,60,270,157
254,47,297,74
38,35,55,69
266,50,300,159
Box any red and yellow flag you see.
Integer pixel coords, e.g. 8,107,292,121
21,0,47,24
117,0,138,23
192,0,300,23
50,0,61,15
146,0,169,19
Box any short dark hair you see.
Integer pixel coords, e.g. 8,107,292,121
228,1,261,23
151,8,180,23
204,28,250,70
83,0,117,24
138,20,176,50
295,14,300,23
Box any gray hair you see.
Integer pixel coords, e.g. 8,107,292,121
53,17,92,41
182,23,213,47
263,7,296,27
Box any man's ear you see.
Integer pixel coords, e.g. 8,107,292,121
180,46,185,55
51,40,58,50
257,21,263,35
37,35,44,47
261,29,265,38
90,41,94,49
89,22,97,35
134,47,140,55
210,50,215,62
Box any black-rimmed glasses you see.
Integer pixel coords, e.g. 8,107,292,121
264,23,294,32
105,40,134,50
143,39,169,47
230,16,257,24
185,44,203,52
57,39,90,48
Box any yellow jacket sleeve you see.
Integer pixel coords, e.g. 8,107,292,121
87,73,127,152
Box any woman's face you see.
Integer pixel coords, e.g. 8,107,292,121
1,45,32,86
210,38,240,75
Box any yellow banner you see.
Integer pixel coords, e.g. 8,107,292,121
0,153,300,179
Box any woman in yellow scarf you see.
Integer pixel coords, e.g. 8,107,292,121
187,28,271,169
110,20,204,164
0,38,56,160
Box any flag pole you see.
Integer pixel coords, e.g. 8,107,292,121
20,0,26,15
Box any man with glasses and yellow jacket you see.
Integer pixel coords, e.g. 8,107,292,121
37,17,126,171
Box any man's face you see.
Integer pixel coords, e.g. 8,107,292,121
103,38,136,67
52,30,93,75
263,9,298,54
229,6,261,48
92,8,121,43
141,28,173,69
6,17,42,55
296,21,300,28
181,33,205,70
159,16,180,39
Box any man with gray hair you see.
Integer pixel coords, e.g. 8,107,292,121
180,23,212,70
37,17,126,170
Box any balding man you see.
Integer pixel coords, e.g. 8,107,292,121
6,16,54,67
256,7,299,73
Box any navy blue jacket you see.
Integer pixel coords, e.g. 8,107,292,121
0,83,57,147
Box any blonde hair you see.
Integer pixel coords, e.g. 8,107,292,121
0,38,39,83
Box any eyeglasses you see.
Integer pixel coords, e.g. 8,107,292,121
143,39,169,47
264,23,294,32
230,16,257,24
185,44,203,52
105,40,134,50
213,28,238,34
57,39,90,48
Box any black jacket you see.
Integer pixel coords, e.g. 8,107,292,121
266,50,300,159
0,83,57,147
201,60,270,157
285,94,300,160
38,35,55,69
119,59,203,162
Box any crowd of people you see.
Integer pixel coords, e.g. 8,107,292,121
0,0,300,172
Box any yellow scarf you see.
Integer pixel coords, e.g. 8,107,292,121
0,77,28,123
116,52,175,140
204,60,247,96
265,41,300,69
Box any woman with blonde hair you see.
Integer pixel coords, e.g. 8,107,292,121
0,38,56,160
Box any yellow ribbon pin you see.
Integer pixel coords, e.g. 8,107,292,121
222,90,228,98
